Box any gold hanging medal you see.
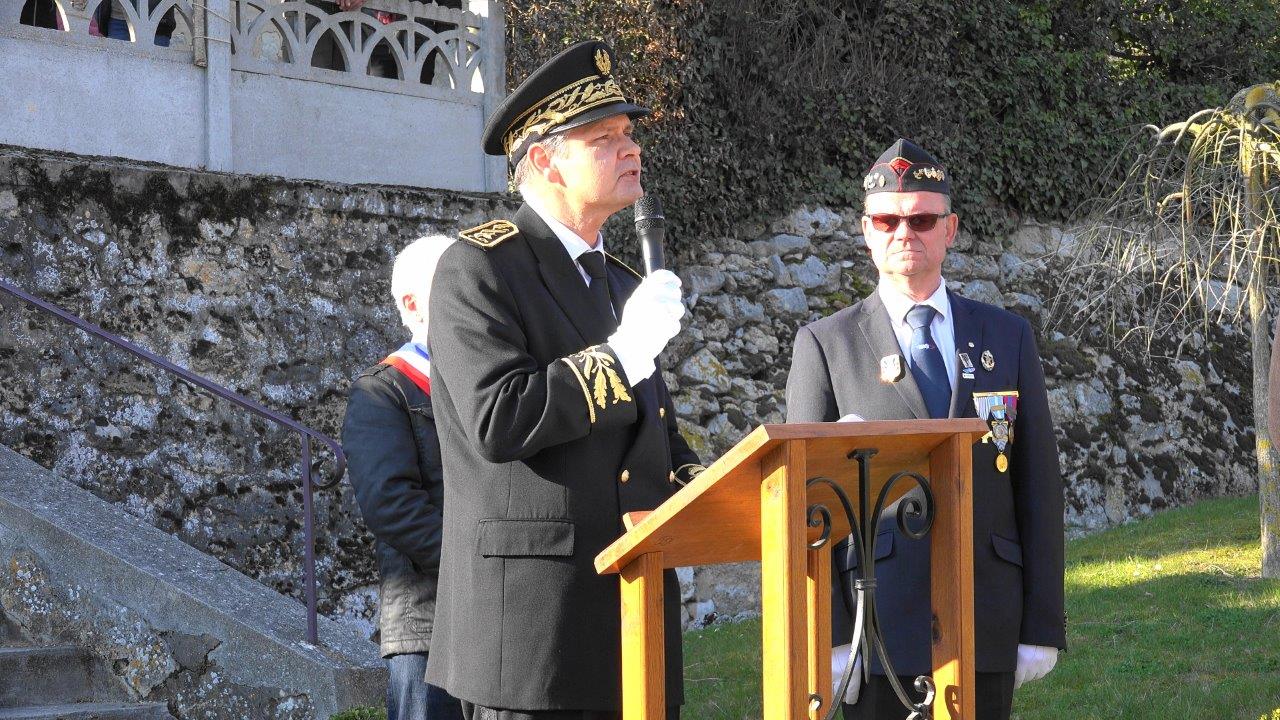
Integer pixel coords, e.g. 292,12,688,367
974,393,1018,474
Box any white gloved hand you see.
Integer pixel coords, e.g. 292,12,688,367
837,413,865,422
607,269,684,384
831,643,863,705
1013,644,1058,689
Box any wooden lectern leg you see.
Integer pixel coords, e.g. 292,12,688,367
929,434,977,720
806,543,833,719
620,551,665,720
761,441,808,720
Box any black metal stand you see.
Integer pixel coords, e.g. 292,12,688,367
807,448,937,720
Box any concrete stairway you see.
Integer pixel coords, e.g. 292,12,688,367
0,614,172,720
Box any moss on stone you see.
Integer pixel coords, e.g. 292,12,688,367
846,271,876,299
1043,337,1092,378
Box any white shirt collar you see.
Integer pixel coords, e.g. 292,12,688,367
524,194,605,264
878,277,950,328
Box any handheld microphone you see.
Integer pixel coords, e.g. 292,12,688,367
633,196,666,275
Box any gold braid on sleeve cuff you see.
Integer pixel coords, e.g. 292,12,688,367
560,344,633,424
672,463,708,486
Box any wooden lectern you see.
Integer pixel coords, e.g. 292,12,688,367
595,419,990,720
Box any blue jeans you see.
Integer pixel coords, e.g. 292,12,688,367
102,14,171,45
388,652,463,720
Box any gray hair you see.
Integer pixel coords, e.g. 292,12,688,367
513,133,567,190
390,234,455,332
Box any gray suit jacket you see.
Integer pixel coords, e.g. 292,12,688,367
786,290,1066,674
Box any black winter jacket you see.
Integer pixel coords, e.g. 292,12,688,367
342,362,445,657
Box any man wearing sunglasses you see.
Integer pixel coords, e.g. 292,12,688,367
785,139,1066,720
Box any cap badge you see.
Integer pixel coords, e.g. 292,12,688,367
888,156,912,175
595,48,611,76
913,167,945,181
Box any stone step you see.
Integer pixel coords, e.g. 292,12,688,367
0,614,28,647
0,702,173,719
0,647,129,708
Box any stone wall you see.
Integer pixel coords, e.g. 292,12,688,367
0,145,516,633
0,146,1259,632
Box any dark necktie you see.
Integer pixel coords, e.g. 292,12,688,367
906,304,951,419
577,250,614,319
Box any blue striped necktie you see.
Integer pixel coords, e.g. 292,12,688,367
906,304,951,419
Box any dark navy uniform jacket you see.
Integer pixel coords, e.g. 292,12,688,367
786,289,1066,675
425,204,701,711
342,363,444,658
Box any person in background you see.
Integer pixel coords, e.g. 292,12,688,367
786,139,1065,720
342,234,463,720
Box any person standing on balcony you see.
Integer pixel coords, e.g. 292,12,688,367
425,40,704,720
342,235,464,720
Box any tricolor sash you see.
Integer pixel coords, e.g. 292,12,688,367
383,341,431,395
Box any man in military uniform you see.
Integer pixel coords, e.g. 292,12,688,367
785,140,1066,720
425,41,704,720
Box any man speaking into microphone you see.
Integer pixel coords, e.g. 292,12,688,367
425,40,705,720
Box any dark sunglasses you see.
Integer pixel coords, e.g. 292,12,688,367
865,212,950,233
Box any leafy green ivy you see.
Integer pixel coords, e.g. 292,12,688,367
505,0,1279,253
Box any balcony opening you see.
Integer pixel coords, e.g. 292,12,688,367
19,0,66,29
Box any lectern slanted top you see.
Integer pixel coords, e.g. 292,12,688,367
597,419,989,720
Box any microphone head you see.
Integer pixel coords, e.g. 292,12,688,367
634,196,665,230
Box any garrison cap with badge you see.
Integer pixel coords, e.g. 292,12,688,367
863,138,950,196
425,39,702,712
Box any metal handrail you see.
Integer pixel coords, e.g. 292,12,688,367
0,277,345,644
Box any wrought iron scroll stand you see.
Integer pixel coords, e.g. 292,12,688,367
806,448,938,720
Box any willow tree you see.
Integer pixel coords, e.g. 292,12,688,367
1052,83,1280,577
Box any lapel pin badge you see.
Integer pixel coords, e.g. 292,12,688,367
981,349,995,371
959,352,975,379
880,354,904,383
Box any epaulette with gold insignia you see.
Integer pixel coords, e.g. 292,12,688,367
604,252,643,281
459,220,519,249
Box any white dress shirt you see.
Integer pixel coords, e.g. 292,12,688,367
877,278,958,391
525,195,605,287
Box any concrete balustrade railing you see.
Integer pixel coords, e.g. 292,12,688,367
0,0,506,191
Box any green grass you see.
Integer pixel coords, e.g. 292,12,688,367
334,497,1280,719
684,495,1280,720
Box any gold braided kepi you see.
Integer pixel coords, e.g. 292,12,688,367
482,40,650,161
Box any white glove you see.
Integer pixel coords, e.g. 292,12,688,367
607,269,684,384
837,413,865,422
1014,644,1058,689
831,643,862,705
